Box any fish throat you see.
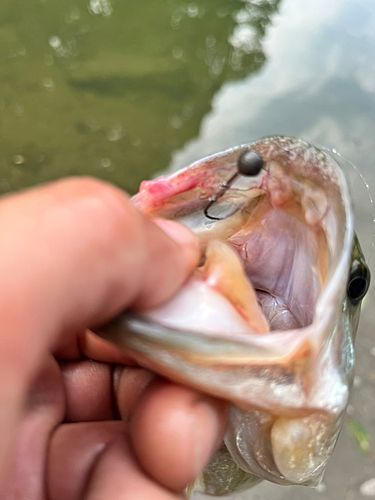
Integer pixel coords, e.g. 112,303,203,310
229,195,329,333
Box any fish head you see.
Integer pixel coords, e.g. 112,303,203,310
95,137,370,491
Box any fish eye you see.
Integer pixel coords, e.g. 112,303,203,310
347,262,371,305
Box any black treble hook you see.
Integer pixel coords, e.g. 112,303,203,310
204,149,264,221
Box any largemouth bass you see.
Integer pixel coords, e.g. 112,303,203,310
95,137,370,496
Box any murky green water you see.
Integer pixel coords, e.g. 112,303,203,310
2,0,375,499
0,0,279,193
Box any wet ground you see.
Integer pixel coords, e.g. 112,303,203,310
1,0,375,498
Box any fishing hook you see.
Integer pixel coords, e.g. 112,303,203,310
204,149,264,221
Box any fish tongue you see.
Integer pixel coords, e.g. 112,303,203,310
199,240,269,334
144,240,269,336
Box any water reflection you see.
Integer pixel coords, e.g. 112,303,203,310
171,0,375,260
0,0,280,193
171,0,375,174
88,0,113,17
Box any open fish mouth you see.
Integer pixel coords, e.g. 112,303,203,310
95,137,370,490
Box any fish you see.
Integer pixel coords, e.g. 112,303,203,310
94,136,370,496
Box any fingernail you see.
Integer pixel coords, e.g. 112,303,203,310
191,397,228,477
154,218,200,264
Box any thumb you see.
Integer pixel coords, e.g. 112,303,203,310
0,177,199,472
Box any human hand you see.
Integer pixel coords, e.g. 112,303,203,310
0,178,228,499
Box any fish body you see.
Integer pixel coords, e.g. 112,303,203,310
95,137,370,496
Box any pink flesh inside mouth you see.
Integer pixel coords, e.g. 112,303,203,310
143,173,329,339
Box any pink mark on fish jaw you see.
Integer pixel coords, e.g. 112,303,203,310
136,171,208,213
134,157,236,214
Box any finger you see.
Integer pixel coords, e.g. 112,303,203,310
84,437,184,500
0,177,199,357
52,370,227,495
114,365,155,421
60,360,155,423
60,329,138,364
53,328,139,364
60,360,113,422
47,421,182,500
131,380,229,491
48,421,127,500
0,178,199,472
2,356,64,498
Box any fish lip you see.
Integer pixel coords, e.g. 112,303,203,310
96,311,345,416
98,310,314,361
312,150,354,323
